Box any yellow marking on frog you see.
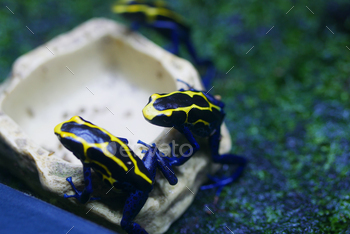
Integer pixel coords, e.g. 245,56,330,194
192,119,210,126
143,91,221,123
54,116,152,185
112,2,186,25
90,160,115,182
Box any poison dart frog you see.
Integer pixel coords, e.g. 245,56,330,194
142,80,247,192
112,0,216,89
54,116,177,234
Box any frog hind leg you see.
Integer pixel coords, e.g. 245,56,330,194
183,37,216,89
150,20,180,55
197,60,216,90
121,143,159,234
121,189,150,234
200,127,247,192
130,21,141,31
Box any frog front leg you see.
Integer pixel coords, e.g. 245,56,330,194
176,78,214,93
200,127,247,190
64,164,99,203
167,125,200,167
156,154,178,185
138,140,178,185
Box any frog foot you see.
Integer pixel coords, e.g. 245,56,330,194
64,177,100,203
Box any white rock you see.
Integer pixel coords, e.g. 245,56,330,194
0,18,231,233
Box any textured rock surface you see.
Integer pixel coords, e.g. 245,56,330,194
0,18,231,233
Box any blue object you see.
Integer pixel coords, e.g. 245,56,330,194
0,183,116,234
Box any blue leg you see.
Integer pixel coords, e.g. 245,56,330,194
131,22,141,31
140,145,157,184
183,35,200,64
137,140,178,185
156,154,178,185
137,140,154,149
121,190,150,234
138,140,157,167
200,164,245,190
183,36,216,68
167,125,200,167
200,127,247,191
150,20,180,55
183,37,216,89
176,79,193,90
64,164,100,203
120,141,160,234
198,60,216,90
176,78,213,93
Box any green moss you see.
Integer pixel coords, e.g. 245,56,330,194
265,206,282,223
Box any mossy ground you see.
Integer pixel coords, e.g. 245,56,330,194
1,1,350,233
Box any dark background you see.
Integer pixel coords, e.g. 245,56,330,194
1,1,350,233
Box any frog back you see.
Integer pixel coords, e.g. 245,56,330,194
55,116,153,192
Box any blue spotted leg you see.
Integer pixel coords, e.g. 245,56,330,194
120,143,157,234
200,125,247,198
121,141,178,233
64,165,100,203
